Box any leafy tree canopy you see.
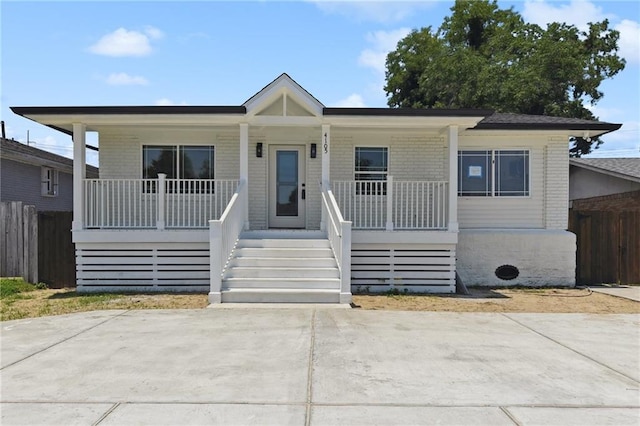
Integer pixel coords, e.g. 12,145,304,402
384,0,625,156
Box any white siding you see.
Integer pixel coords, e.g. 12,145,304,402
457,134,558,229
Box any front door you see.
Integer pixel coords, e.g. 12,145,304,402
269,145,306,228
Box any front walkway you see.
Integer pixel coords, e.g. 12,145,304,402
1,310,639,425
590,285,640,302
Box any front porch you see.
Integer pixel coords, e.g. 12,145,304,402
74,175,458,301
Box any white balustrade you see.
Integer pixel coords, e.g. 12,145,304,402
165,179,239,229
83,178,239,229
321,182,352,303
332,178,448,230
393,180,448,229
208,180,247,303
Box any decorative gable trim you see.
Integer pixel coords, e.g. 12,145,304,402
243,73,324,117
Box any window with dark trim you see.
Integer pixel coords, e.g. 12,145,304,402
458,150,529,197
143,145,215,192
355,147,388,195
41,167,59,197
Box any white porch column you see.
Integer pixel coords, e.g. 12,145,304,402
321,124,330,187
447,125,459,232
240,123,249,230
321,124,330,231
72,123,86,231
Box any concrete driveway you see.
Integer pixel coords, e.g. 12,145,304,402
1,308,639,425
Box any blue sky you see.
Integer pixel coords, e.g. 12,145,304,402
2,0,639,166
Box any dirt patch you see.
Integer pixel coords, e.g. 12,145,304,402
353,288,640,314
1,287,638,321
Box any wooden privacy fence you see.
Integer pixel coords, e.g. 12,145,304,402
569,209,640,285
1,201,76,287
0,201,38,283
38,211,75,288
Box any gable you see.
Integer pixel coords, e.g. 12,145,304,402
255,93,315,117
244,73,323,118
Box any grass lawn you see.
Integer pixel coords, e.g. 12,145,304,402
0,278,207,321
1,277,639,321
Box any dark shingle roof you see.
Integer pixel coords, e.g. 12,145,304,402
322,107,494,117
570,158,640,182
475,113,621,132
1,137,99,176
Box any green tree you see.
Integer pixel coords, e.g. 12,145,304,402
384,0,625,156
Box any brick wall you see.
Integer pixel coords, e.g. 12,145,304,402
544,140,570,229
330,130,447,181
572,190,640,211
99,128,240,180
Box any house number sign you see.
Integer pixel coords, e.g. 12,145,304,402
323,133,328,154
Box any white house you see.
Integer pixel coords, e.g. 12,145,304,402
11,74,621,303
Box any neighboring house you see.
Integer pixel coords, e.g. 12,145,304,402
569,157,640,202
11,74,621,303
568,158,639,285
1,137,99,211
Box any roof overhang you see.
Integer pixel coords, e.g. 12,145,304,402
323,108,493,130
10,106,247,135
472,122,621,138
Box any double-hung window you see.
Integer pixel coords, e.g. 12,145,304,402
355,147,388,195
458,150,529,197
41,167,59,197
143,145,215,192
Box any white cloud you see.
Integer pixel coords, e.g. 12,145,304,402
585,109,640,157
310,1,435,23
155,98,188,106
106,72,149,86
333,94,366,107
89,26,163,57
616,19,640,64
522,0,614,31
358,28,411,74
143,26,164,40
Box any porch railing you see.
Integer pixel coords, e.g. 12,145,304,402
332,178,448,230
83,175,239,229
209,179,247,303
321,181,352,303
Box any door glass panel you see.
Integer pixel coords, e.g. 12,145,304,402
276,151,298,216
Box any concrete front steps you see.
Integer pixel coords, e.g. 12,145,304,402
221,231,341,303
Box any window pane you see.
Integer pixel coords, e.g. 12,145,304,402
355,147,388,173
355,147,388,195
276,150,299,216
496,150,529,196
458,150,491,196
180,146,214,179
143,146,176,178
